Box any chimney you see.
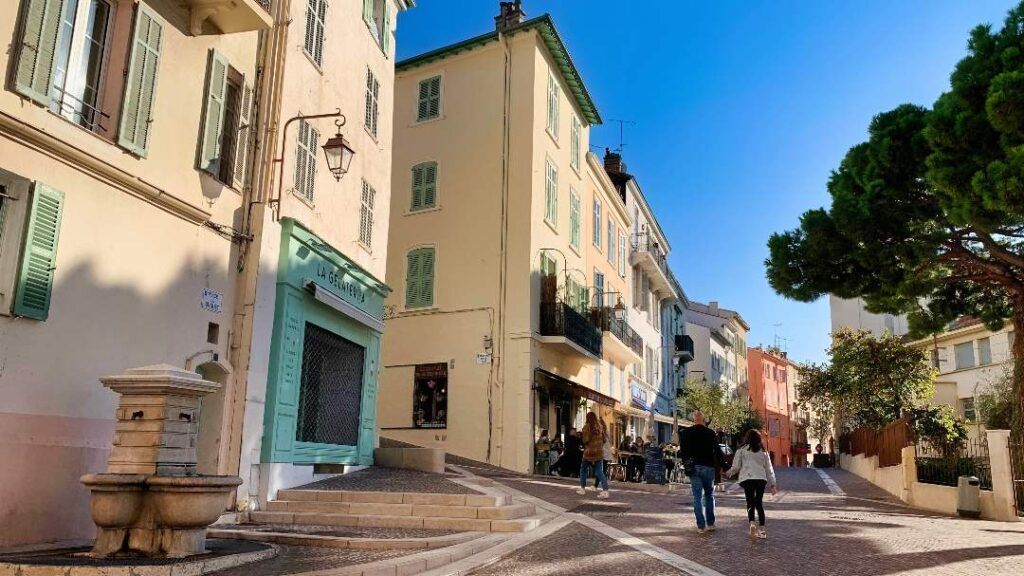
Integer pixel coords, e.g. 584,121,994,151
709,301,719,315
495,1,526,32
604,148,626,175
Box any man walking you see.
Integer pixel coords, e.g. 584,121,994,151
679,411,724,533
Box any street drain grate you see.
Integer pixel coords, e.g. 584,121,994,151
570,503,632,516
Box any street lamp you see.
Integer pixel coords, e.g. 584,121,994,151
322,119,355,181
612,296,626,322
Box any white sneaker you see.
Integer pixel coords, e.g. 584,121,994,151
575,487,586,495
706,524,716,532
757,528,767,539
597,490,609,499
748,522,757,539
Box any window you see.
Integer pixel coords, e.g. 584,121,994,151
294,120,319,201
365,68,380,137
569,189,581,250
417,76,441,122
359,180,375,249
0,171,65,320
296,322,364,447
363,0,392,55
594,270,605,306
540,252,557,278
413,363,447,428
954,341,975,370
410,162,437,211
304,0,327,66
618,233,626,277
962,397,977,422
50,0,112,130
544,159,557,226
633,266,642,307
198,51,253,188
546,72,560,138
570,115,581,171
592,199,602,249
405,247,435,308
779,368,786,383
977,337,992,365
607,219,615,265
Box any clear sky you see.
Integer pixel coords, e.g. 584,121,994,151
394,1,1016,364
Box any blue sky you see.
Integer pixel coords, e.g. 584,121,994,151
395,1,1016,363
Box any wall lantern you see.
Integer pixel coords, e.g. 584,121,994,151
613,297,627,322
322,119,355,181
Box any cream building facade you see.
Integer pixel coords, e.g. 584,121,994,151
378,5,628,473
0,0,269,547
686,300,748,398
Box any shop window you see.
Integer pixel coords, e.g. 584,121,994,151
296,323,365,447
413,363,447,428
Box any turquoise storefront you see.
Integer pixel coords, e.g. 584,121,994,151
261,218,390,466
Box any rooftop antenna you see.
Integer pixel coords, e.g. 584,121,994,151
608,119,636,153
772,323,782,349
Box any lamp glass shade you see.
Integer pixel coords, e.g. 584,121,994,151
613,298,626,321
323,133,355,180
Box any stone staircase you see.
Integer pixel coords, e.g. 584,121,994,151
250,489,541,532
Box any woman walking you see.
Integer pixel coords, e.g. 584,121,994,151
726,429,777,539
576,412,610,499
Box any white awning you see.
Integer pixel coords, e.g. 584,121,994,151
306,280,385,333
653,413,675,425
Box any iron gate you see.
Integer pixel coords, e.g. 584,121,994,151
296,322,365,447
1010,441,1024,517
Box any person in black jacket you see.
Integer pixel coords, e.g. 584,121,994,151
552,428,582,477
678,411,725,532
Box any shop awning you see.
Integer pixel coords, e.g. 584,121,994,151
306,280,386,333
653,413,675,425
534,369,617,408
615,404,650,418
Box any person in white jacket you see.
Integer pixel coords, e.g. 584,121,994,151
725,429,778,539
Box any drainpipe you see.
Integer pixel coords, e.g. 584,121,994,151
224,0,294,498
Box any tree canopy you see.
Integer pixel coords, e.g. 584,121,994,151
797,330,935,430
767,2,1024,432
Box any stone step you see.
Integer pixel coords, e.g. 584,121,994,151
266,500,535,520
249,510,540,533
275,489,505,507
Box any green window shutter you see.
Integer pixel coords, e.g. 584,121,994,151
420,248,435,307
13,183,64,320
417,76,441,122
405,249,421,308
363,0,374,25
199,50,229,175
569,191,580,249
382,2,391,56
545,161,557,225
14,0,66,105
233,81,254,189
410,162,437,211
118,3,163,157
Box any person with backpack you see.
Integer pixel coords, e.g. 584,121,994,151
576,412,610,499
726,429,778,539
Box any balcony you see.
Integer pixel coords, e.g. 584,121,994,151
539,301,602,362
183,0,273,35
590,307,643,365
674,334,694,364
630,235,674,297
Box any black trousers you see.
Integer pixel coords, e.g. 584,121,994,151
740,479,767,525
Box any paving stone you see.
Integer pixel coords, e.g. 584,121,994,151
205,545,416,576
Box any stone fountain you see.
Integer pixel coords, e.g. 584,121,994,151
81,365,242,558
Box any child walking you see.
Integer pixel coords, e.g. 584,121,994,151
726,429,777,539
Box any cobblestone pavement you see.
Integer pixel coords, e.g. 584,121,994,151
471,522,687,576
207,544,418,576
296,466,479,494
467,465,1024,576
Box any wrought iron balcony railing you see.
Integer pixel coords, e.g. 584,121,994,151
540,300,602,358
590,307,643,357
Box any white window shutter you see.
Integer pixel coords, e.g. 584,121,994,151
233,81,254,189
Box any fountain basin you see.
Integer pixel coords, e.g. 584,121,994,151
81,473,147,528
147,475,243,529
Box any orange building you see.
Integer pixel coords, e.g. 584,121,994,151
747,347,792,466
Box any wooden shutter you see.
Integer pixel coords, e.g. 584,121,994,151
294,120,308,197
423,162,437,207
428,77,440,119
14,0,66,105
118,3,163,157
233,81,254,189
363,0,373,24
314,0,326,66
199,50,229,175
405,250,420,308
306,127,318,200
13,183,64,320
420,248,434,307
417,80,429,121
418,77,440,121
382,2,391,56
360,181,374,247
410,164,424,211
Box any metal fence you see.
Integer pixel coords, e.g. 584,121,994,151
915,436,992,491
540,301,603,357
1010,441,1024,516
